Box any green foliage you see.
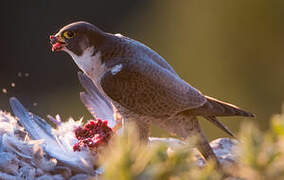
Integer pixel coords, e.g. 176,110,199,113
100,109,284,180
237,107,284,180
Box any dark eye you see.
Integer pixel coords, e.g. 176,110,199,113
63,31,75,39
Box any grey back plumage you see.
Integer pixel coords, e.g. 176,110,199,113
100,56,206,118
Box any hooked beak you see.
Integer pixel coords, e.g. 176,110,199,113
50,35,66,52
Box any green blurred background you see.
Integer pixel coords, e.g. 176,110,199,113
0,0,283,140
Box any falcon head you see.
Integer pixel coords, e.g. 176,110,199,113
50,21,105,56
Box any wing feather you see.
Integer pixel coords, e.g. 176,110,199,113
101,58,206,118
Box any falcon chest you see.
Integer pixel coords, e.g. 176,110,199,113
67,47,106,91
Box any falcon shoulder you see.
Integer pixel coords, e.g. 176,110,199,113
100,57,206,118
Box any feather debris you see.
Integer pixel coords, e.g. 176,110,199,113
2,99,97,179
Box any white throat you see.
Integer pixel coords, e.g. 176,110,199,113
63,47,105,80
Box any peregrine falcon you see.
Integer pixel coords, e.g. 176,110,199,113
50,21,254,163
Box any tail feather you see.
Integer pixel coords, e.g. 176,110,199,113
204,96,255,117
204,116,235,137
187,96,255,117
183,96,254,137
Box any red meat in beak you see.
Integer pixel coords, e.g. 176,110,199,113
50,35,66,52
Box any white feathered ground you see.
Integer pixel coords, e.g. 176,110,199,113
0,72,239,180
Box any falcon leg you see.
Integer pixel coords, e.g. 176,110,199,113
164,115,220,165
136,121,150,142
122,118,150,142
112,105,123,132
195,125,219,164
186,118,219,164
